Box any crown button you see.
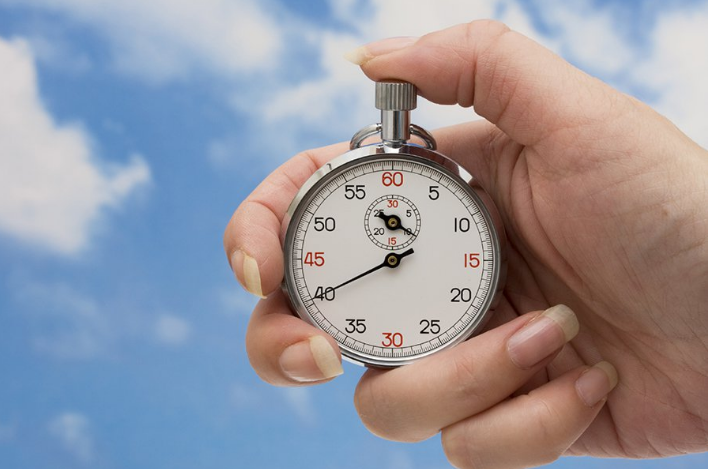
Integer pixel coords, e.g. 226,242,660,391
375,81,417,111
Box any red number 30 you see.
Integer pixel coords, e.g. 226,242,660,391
382,332,404,347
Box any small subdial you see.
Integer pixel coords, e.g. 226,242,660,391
364,195,421,250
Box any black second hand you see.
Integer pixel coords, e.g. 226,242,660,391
317,248,415,298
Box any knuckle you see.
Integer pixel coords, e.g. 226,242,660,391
524,395,566,463
441,427,466,468
353,372,417,442
277,149,319,193
353,373,394,438
464,19,511,38
459,20,516,113
448,351,486,403
534,448,563,467
244,318,271,383
293,148,321,172
449,20,513,108
244,308,287,386
441,425,481,469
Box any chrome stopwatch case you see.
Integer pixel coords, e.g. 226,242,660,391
282,81,506,367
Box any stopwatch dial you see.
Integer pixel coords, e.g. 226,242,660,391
364,195,421,250
286,158,499,366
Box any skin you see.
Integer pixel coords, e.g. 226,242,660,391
225,21,708,468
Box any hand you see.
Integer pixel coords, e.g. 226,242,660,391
224,20,708,468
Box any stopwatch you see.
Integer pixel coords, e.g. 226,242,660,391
282,81,506,367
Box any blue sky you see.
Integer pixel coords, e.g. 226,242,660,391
0,1,706,468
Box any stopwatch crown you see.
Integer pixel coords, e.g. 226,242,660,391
375,81,417,111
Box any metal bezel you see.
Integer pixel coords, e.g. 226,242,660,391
282,143,506,368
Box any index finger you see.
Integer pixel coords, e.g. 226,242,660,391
356,20,637,175
224,142,348,297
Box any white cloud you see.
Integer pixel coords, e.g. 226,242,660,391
230,383,264,410
331,0,497,37
0,37,150,255
26,33,92,74
282,387,316,426
632,4,708,149
216,286,258,316
386,448,416,469
533,0,708,149
250,0,708,162
154,314,191,346
16,281,112,359
2,0,283,82
533,0,635,76
14,278,196,357
47,412,94,464
496,0,556,48
232,0,510,158
231,383,319,426
231,382,317,424
3,0,705,162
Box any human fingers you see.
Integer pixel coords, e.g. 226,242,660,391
229,122,499,385
224,121,498,298
353,305,580,442
441,362,619,469
349,20,638,172
245,290,344,386
225,142,348,297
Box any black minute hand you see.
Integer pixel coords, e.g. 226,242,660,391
328,248,414,295
376,211,415,236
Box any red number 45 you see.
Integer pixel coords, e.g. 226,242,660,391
304,251,325,266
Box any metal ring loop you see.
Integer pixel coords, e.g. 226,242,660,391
350,124,382,150
410,124,437,150
349,123,437,150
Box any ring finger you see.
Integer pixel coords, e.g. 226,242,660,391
354,304,580,442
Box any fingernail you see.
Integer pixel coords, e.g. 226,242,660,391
279,336,344,383
576,361,619,407
507,304,580,369
344,36,418,65
230,250,265,298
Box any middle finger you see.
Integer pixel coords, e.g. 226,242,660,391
353,304,580,442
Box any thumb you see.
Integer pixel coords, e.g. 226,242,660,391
347,20,631,152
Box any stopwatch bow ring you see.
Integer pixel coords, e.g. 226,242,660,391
349,81,438,151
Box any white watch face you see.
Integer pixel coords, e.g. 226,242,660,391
285,151,502,367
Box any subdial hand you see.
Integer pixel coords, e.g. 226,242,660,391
376,211,416,236
314,248,414,299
